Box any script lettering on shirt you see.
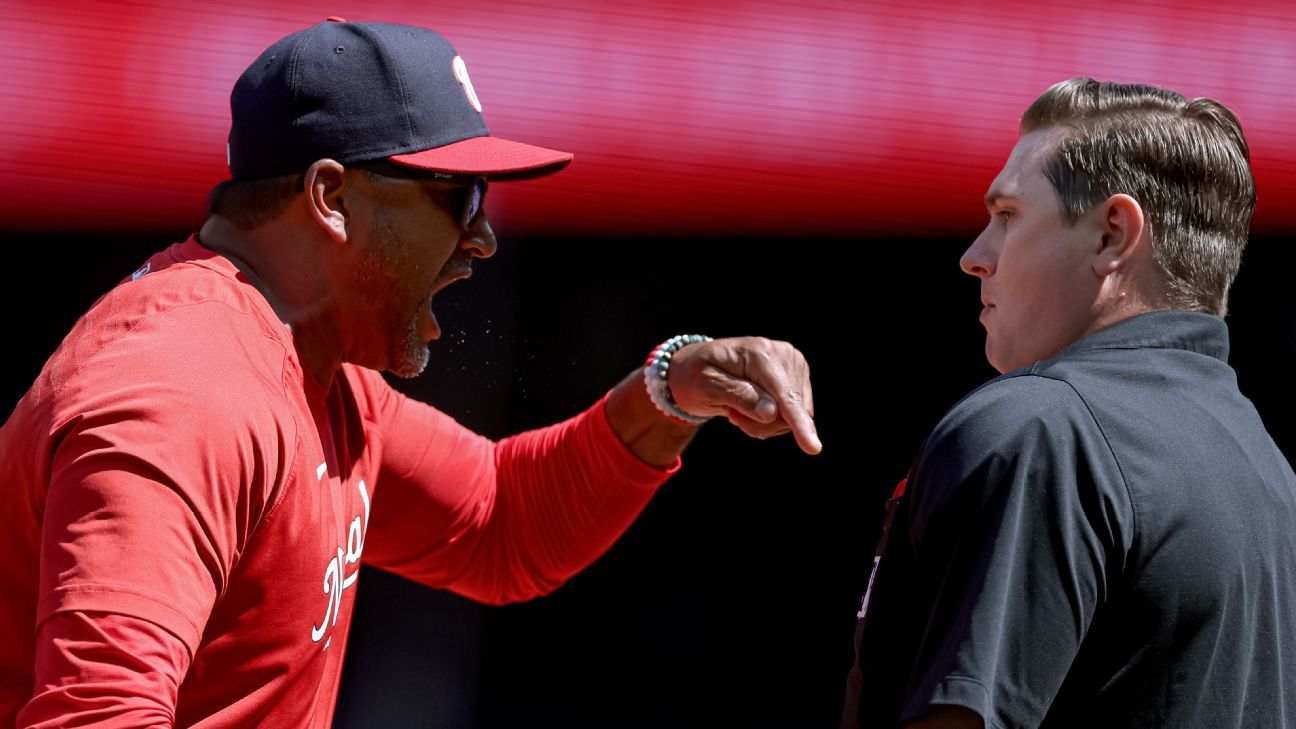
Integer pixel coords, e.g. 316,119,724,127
310,468,371,649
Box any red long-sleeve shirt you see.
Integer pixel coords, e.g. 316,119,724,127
0,238,676,727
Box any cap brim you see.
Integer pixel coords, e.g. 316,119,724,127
388,136,572,180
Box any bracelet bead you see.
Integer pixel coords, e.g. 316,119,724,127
642,334,713,425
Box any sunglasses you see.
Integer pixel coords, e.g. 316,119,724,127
354,160,488,230
455,176,488,230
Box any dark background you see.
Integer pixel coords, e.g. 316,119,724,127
3,230,1291,727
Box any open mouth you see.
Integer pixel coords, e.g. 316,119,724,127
421,268,473,341
431,267,473,296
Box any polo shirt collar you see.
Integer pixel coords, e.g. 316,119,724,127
1054,310,1230,364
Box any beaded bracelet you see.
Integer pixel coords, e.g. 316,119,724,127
643,334,714,425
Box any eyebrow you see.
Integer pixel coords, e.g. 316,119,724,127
984,190,1020,209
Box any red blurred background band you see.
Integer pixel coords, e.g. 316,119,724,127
1,0,1291,237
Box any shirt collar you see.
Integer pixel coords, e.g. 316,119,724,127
1052,310,1230,364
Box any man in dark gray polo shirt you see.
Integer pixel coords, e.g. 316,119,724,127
842,78,1296,729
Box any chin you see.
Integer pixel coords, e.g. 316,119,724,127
987,348,1029,375
385,323,431,379
388,346,430,379
984,340,1007,374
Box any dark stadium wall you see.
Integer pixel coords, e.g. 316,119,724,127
2,231,1290,727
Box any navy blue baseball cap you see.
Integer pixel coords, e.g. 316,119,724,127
226,18,572,181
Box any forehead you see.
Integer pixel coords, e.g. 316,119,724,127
984,127,1066,207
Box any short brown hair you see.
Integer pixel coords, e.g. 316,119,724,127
1021,78,1255,316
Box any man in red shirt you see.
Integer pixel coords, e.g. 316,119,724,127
0,20,821,727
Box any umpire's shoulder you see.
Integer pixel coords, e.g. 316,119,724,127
905,372,1100,530
924,370,1094,469
934,369,1094,446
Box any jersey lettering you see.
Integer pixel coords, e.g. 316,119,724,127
311,475,371,648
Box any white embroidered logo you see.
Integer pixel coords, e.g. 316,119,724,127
311,466,371,650
452,56,483,113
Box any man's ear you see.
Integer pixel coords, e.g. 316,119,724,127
1091,193,1148,278
303,159,349,244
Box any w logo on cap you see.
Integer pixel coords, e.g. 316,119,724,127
452,56,483,113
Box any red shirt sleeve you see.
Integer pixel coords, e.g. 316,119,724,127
355,369,679,604
18,611,189,728
37,300,296,653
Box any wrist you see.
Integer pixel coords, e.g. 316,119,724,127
643,334,713,426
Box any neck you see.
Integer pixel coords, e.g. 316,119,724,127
1084,268,1171,341
198,215,344,387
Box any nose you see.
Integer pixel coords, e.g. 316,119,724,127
959,227,995,279
460,215,498,260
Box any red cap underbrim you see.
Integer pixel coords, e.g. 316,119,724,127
388,135,573,180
